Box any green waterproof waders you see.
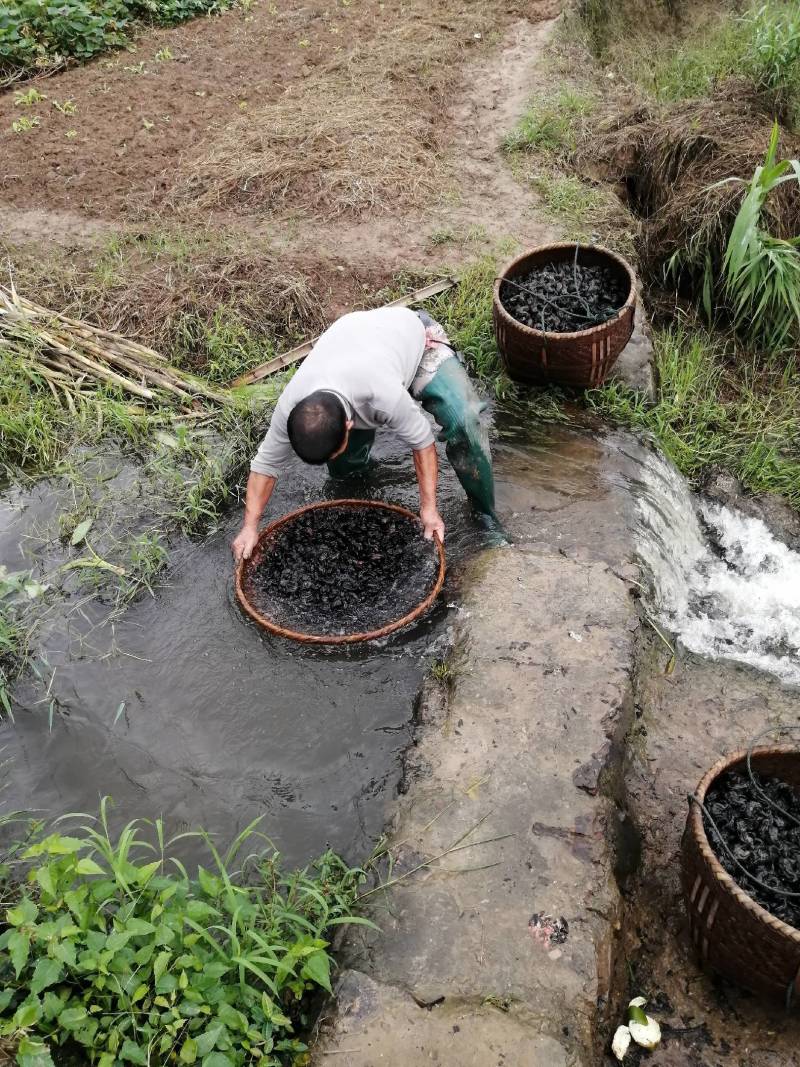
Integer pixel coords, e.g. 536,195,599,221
326,356,496,518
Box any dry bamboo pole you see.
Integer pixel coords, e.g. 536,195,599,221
0,285,229,408
229,277,458,388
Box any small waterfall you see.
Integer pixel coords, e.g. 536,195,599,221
629,443,800,686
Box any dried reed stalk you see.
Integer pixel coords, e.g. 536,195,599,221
0,284,229,410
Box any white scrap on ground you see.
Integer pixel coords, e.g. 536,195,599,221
611,998,662,1060
611,1026,632,1061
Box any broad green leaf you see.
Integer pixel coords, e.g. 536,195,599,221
30,958,64,996
120,1039,148,1066
301,950,331,993
180,1037,198,1064
201,1055,234,1067
75,857,105,877
217,1003,247,1031
98,1055,116,1067
7,897,38,926
16,1036,54,1067
9,930,31,978
41,991,64,1021
106,930,132,952
153,950,171,983
24,835,84,858
124,917,156,936
58,1005,88,1030
34,866,56,898
130,984,149,1004
136,860,160,884
70,518,93,546
195,1027,224,1057
197,867,220,897
13,997,42,1028
52,940,77,968
0,988,13,1013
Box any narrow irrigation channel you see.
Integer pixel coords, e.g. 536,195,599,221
0,434,489,869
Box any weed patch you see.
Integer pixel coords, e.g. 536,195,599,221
574,1,800,124
589,325,800,505
503,90,596,158
0,799,367,1066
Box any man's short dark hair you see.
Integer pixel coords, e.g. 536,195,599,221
287,391,347,464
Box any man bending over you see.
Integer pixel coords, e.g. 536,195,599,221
231,306,495,560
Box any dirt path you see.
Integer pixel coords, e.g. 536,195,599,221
1,0,561,272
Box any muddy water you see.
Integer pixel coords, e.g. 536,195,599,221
1,433,491,868
5,417,793,870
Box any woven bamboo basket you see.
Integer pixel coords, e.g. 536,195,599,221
492,243,637,388
682,746,800,1008
235,499,446,645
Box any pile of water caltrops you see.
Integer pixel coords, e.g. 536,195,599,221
248,505,438,636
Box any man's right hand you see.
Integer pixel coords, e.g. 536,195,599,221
231,525,259,562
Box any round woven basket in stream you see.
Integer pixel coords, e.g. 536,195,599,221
235,499,446,645
682,747,800,1008
492,243,637,388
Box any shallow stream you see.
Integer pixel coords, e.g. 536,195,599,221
2,416,798,870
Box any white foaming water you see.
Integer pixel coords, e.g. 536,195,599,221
631,446,800,686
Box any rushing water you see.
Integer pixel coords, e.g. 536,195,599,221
628,440,800,686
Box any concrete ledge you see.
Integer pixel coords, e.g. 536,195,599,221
314,543,639,1065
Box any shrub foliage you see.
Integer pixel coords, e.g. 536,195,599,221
0,801,367,1067
0,0,235,74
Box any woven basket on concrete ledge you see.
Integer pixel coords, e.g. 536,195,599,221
492,243,637,389
681,746,800,1008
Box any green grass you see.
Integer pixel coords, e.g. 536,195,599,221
531,174,608,238
589,324,800,505
577,0,800,121
0,798,368,1067
502,90,596,157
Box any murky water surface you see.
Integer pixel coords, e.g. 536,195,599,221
1,435,489,867
4,414,797,867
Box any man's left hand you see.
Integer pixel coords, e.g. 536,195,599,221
420,507,445,543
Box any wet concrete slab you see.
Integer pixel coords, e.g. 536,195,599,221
314,426,644,1065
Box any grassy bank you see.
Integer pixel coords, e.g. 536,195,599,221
571,0,800,125
590,326,800,505
0,801,366,1067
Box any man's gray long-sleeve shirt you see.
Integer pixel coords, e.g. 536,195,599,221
250,307,434,478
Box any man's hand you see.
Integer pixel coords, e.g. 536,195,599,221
231,525,260,562
420,506,445,543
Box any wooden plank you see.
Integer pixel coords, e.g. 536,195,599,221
230,277,458,388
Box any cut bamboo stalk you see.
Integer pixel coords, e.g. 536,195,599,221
229,277,458,388
55,348,156,399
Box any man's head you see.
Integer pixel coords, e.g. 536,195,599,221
287,391,352,464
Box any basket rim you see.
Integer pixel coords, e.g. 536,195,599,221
686,744,800,946
492,241,637,342
235,498,446,645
